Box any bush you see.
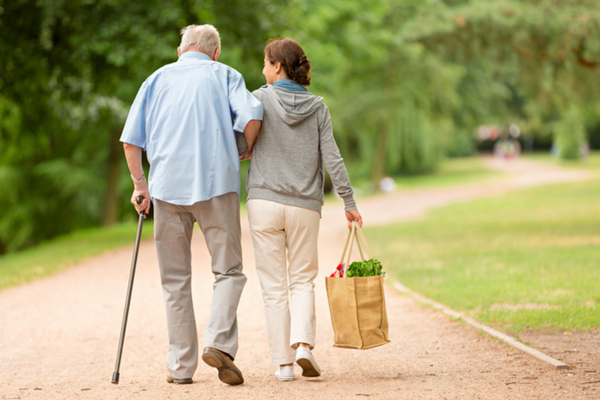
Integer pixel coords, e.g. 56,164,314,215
445,130,476,158
554,108,587,160
386,104,442,175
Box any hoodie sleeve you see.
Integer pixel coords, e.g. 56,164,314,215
318,104,357,211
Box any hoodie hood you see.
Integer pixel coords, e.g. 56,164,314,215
265,85,323,126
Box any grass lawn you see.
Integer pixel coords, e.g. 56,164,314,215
394,156,501,189
522,151,600,176
329,156,501,204
367,168,600,332
0,221,154,291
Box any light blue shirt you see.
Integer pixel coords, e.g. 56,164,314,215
120,51,263,205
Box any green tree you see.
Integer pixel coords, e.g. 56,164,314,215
0,0,288,253
2,0,599,253
403,0,600,158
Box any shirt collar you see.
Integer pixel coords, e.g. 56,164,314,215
178,51,212,62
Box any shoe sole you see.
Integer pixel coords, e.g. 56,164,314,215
296,357,321,377
276,376,295,382
202,350,244,386
166,377,193,384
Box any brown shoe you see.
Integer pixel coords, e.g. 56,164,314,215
166,374,193,384
201,347,244,386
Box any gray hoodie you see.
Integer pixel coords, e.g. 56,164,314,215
246,85,356,213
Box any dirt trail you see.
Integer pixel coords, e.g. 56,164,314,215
0,157,596,400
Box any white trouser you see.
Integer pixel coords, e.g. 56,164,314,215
247,199,320,366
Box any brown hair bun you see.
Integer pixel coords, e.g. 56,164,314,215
264,38,311,86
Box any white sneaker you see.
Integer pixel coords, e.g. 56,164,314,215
295,347,321,377
274,365,295,382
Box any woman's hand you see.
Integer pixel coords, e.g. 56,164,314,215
345,209,363,229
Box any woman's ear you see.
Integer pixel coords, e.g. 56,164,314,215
274,61,283,74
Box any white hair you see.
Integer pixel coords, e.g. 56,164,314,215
180,24,221,55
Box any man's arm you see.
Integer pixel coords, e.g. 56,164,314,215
120,78,150,214
239,119,262,161
123,143,151,215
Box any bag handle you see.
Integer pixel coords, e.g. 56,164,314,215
353,221,372,260
338,227,353,265
332,227,356,278
344,224,356,277
343,223,373,277
335,223,371,278
338,224,365,265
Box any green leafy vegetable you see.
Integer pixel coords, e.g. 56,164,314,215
346,258,385,278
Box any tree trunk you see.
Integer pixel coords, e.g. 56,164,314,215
103,126,123,226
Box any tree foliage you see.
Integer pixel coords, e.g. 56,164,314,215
1,0,599,253
0,0,287,252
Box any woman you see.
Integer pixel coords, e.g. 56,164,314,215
246,38,362,382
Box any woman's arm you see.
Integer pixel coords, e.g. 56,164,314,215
318,105,362,228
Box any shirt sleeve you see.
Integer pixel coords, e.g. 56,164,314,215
229,70,263,133
318,104,357,211
120,80,149,150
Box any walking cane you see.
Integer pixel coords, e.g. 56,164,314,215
111,196,146,384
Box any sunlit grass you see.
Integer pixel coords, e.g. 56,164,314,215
345,156,501,201
395,156,501,189
0,221,154,291
368,175,600,332
522,151,600,175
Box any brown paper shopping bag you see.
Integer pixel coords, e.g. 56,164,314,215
325,222,390,349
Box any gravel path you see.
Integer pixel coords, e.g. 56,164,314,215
1,157,596,400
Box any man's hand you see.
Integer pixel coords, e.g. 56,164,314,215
131,178,151,217
345,209,363,229
123,143,150,217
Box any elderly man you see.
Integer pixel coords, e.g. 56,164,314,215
120,24,262,386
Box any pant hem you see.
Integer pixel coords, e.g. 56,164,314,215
271,357,296,367
168,371,195,380
204,343,237,361
291,341,315,351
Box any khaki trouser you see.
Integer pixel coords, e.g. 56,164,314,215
247,199,320,366
154,193,246,379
